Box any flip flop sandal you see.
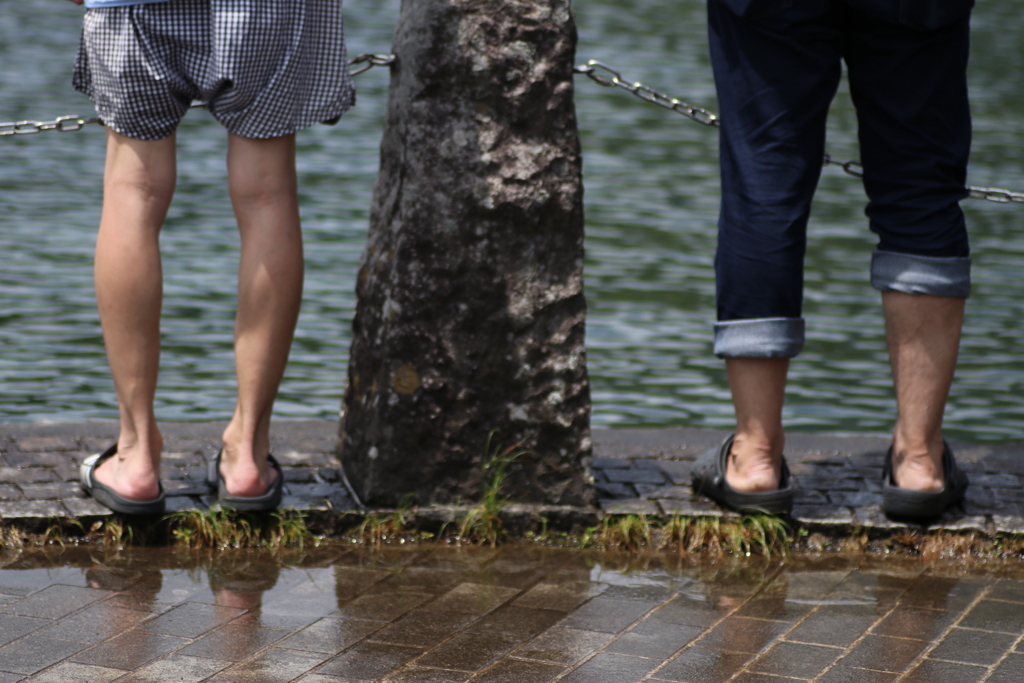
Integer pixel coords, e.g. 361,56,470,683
882,441,968,521
80,444,166,515
207,448,285,512
691,434,795,514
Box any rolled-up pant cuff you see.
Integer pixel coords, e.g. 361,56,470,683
870,251,971,298
713,317,805,358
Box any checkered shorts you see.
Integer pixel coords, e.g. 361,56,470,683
73,0,355,140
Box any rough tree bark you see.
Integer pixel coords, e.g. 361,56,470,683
339,0,595,507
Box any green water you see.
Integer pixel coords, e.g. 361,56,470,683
2,0,1024,441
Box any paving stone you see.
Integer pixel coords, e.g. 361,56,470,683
695,616,791,655
470,658,565,683
603,469,667,485
815,667,899,683
901,577,987,612
1,585,108,620
370,610,474,648
0,499,68,518
604,619,702,659
514,627,613,666
164,479,215,496
900,659,988,683
656,497,723,516
277,616,387,654
0,467,58,484
380,668,472,683
652,645,752,682
15,437,78,452
828,490,883,507
0,636,91,675
61,497,113,517
422,583,520,616
649,596,731,629
928,627,1016,665
591,457,631,470
960,599,1024,633
599,499,661,515
178,621,289,661
72,630,190,670
0,614,49,646
317,641,424,679
988,653,1024,683
0,485,22,501
785,611,877,647
747,641,842,679
643,486,695,500
993,515,1024,534
872,605,960,641
135,601,245,638
27,662,124,682
35,601,150,643
557,598,658,634
733,597,816,623
655,459,692,485
209,647,330,683
513,581,606,613
337,591,434,621
556,652,660,683
987,578,1024,604
837,635,929,673
791,505,854,525
415,632,518,671
465,605,564,641
114,653,232,683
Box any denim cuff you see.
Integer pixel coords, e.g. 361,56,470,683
713,317,805,358
870,251,971,298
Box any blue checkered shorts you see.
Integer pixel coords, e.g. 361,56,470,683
73,0,355,140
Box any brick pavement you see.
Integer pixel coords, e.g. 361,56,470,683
1,421,1022,537
2,545,1024,682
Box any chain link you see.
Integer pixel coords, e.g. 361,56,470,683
1,53,395,137
573,60,718,127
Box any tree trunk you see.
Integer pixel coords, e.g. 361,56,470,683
340,0,594,508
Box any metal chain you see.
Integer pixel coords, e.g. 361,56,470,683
0,53,396,137
575,59,1022,205
573,60,719,127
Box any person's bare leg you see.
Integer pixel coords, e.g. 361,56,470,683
725,357,788,492
884,291,965,492
93,129,176,501
219,132,303,497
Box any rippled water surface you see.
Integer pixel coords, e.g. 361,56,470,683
2,0,1024,441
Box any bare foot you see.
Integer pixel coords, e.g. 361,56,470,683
726,434,783,493
891,444,944,492
93,434,163,501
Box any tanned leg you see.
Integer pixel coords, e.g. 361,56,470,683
218,132,303,497
725,357,788,492
884,291,965,491
92,129,176,501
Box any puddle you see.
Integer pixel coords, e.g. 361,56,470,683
2,545,1024,681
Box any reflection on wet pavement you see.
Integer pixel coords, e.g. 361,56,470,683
2,546,1024,682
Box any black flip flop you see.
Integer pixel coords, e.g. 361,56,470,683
691,435,795,514
207,448,284,512
882,442,968,521
79,444,166,515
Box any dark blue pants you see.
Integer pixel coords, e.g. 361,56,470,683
709,0,972,358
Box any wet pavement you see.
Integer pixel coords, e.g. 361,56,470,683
2,545,1024,682
1,421,1023,536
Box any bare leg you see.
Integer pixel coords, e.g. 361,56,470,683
725,357,788,492
93,130,176,501
219,132,303,497
884,291,965,492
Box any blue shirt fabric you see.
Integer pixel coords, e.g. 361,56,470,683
84,0,169,8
